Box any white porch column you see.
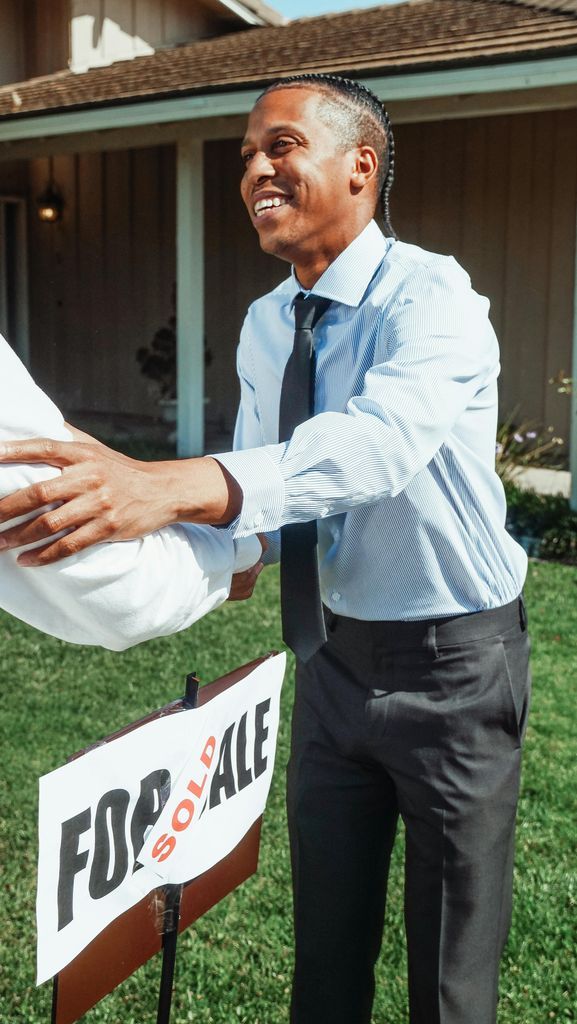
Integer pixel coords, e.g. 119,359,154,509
176,138,205,457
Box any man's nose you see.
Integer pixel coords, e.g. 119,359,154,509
247,150,275,182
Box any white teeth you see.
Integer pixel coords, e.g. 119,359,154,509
254,196,289,216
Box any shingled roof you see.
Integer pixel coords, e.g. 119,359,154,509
497,0,577,11
1,0,577,120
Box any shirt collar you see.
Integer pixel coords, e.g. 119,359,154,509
290,220,390,308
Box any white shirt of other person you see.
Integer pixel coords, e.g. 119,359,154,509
0,336,261,650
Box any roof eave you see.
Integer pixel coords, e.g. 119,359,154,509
2,49,577,139
213,0,285,26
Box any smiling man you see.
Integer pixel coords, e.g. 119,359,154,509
0,76,530,1023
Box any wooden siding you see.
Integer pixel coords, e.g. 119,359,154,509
204,140,285,438
0,1,241,87
14,107,577,444
27,146,176,417
0,160,28,194
70,0,236,71
0,0,69,83
20,140,281,432
392,108,577,441
0,2,25,86
25,0,69,79
204,111,577,441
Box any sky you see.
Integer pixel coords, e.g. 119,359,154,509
272,0,399,18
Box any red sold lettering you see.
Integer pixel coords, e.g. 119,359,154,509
201,736,216,769
187,775,206,800
172,799,195,832
152,834,176,863
151,734,214,862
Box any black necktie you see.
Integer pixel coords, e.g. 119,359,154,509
279,292,331,663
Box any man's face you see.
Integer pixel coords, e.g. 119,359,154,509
240,88,360,277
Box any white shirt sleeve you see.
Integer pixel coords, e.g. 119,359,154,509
0,338,261,650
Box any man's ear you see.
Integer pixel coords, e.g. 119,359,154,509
350,146,379,194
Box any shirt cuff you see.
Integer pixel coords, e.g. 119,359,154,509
232,534,263,572
213,447,286,538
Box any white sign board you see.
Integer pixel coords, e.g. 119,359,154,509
37,654,285,985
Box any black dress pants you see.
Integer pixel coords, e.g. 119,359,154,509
287,597,531,1024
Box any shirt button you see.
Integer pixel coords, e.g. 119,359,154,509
331,591,341,602
253,513,264,528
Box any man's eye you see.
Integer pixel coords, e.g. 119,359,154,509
272,139,291,151
241,152,254,166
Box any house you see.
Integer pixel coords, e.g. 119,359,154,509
0,0,576,504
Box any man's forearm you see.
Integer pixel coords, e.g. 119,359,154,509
0,441,244,567
146,455,242,526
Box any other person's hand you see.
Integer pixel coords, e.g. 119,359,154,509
228,562,264,601
0,436,241,566
228,533,269,602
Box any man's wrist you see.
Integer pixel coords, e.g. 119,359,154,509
214,447,285,536
148,456,242,526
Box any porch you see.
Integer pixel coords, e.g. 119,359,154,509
0,66,576,501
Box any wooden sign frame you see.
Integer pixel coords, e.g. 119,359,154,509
51,655,275,1024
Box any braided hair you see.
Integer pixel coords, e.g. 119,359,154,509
260,73,396,238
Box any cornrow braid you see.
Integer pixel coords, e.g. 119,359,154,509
380,105,396,240
261,73,397,238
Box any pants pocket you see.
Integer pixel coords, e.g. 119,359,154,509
500,629,532,746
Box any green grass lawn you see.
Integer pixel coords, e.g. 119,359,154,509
0,561,575,1023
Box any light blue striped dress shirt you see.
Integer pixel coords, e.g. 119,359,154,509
216,219,527,620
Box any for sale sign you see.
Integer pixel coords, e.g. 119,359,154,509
37,654,285,985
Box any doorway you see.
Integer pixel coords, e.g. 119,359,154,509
0,197,29,362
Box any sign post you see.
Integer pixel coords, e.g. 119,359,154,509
156,670,197,1024
156,882,182,1024
42,654,285,1024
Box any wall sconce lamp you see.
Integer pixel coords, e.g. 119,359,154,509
36,181,64,223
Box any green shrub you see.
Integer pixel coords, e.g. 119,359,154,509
504,482,577,565
539,523,577,565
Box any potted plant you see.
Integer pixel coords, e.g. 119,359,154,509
136,288,212,425
136,304,177,423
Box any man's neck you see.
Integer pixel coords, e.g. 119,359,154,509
293,218,374,290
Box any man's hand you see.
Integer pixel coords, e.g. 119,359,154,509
0,437,242,566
